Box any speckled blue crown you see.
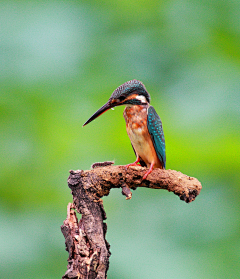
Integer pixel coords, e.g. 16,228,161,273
110,79,150,103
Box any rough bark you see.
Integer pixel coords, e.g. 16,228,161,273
61,165,202,279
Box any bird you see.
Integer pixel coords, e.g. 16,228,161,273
83,79,166,179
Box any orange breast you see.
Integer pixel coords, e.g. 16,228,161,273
123,105,163,169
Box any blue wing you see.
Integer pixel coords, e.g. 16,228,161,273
147,106,166,168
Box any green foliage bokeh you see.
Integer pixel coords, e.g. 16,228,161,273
1,0,240,278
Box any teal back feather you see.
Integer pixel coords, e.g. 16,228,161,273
147,106,166,168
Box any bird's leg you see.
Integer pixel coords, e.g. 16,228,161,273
142,162,154,180
125,156,141,170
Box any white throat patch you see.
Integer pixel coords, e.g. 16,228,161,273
135,95,147,103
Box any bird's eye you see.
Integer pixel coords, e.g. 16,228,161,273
118,96,125,102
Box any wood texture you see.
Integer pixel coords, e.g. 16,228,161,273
61,165,202,278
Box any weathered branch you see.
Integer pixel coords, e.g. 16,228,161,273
61,165,202,279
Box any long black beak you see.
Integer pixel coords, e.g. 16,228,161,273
83,101,113,126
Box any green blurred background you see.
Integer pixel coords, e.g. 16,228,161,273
1,0,240,278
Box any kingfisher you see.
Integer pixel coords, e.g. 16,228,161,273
83,79,166,179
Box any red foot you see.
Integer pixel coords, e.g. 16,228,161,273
125,157,140,170
142,163,154,180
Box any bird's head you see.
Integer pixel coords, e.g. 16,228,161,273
83,79,150,126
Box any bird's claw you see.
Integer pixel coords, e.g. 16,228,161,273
125,162,139,171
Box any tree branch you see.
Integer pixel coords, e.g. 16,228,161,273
61,165,202,279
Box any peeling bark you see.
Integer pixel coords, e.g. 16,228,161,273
61,165,202,278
